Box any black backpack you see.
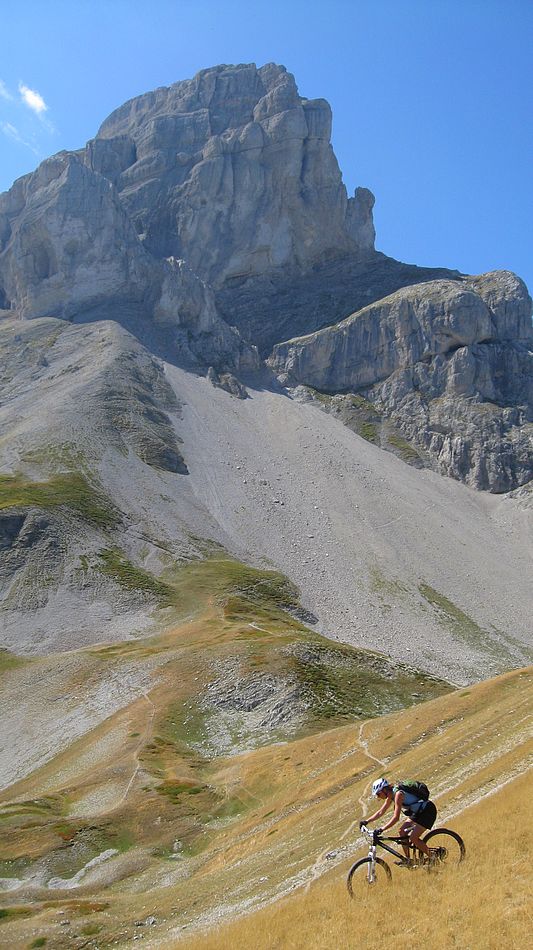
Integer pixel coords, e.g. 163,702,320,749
396,780,430,801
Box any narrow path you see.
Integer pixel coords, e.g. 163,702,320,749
306,720,389,891
116,691,157,809
351,720,388,833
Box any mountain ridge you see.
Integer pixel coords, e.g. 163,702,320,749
0,62,530,493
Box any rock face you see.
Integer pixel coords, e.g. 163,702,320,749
91,63,375,285
0,61,531,491
89,62,463,353
270,272,533,491
216,253,465,356
0,153,258,373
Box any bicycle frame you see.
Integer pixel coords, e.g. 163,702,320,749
360,824,417,879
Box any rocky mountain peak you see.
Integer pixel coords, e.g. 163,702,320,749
0,63,531,492
87,62,375,284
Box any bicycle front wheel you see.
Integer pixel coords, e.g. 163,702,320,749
422,827,466,865
347,857,392,897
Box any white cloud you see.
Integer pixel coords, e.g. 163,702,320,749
0,79,13,101
1,121,40,155
18,82,48,115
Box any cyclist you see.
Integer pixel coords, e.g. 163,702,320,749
360,778,437,862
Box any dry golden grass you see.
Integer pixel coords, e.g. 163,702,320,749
171,768,533,950
0,654,531,949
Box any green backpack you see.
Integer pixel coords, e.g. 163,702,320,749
396,780,430,801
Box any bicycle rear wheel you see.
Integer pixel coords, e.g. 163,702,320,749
346,857,392,897
422,827,465,865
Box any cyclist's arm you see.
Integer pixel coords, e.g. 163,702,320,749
380,791,403,831
363,792,393,824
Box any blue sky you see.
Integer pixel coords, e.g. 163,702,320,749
1,0,532,292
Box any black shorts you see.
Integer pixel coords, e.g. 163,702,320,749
412,800,437,830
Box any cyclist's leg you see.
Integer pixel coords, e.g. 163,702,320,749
399,819,414,859
410,801,437,860
408,820,430,857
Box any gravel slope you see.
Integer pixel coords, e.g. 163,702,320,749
0,318,530,683
165,366,532,683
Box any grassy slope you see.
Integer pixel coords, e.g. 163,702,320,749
0,555,450,948
0,472,120,529
172,667,533,950
0,655,530,949
177,767,532,950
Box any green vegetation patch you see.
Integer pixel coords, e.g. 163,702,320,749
369,566,410,600
170,558,301,615
93,552,305,621
22,442,87,472
46,819,134,873
0,473,119,529
157,780,208,803
81,924,102,936
305,387,377,415
306,387,381,445
156,701,211,757
287,637,451,725
0,856,32,878
155,557,304,624
419,583,519,665
385,430,423,462
359,421,378,443
97,548,176,604
0,648,26,676
0,905,34,923
306,388,426,465
0,797,60,821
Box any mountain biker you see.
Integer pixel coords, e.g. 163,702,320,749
360,778,437,862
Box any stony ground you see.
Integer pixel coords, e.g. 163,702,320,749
161,365,533,684
1,317,531,684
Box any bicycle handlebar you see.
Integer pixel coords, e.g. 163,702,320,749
360,824,381,841
360,824,410,845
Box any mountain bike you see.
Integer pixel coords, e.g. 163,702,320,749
347,824,466,896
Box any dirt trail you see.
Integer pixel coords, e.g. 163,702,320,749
355,720,387,811
306,719,389,891
116,691,157,810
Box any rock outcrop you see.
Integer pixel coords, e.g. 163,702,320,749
0,153,258,373
270,272,533,491
90,63,375,285
88,63,464,353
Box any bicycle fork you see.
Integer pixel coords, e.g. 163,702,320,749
367,843,377,883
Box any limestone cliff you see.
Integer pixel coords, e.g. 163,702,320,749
270,272,533,491
0,62,531,491
91,63,375,284
88,63,462,352
0,152,258,373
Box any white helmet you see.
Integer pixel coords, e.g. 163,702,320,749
372,778,390,796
